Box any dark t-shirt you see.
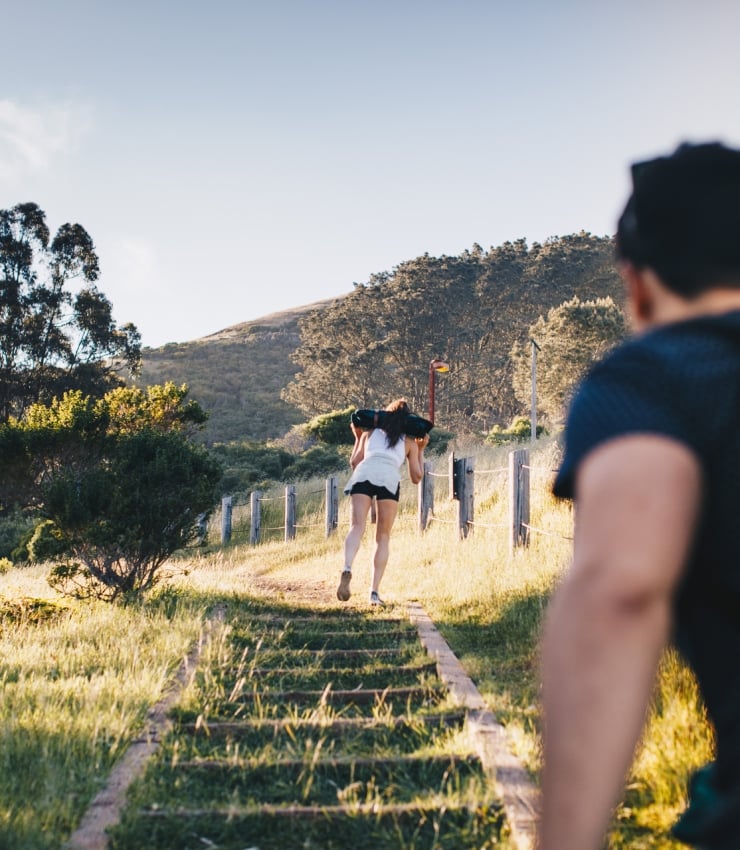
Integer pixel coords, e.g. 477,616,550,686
554,311,740,797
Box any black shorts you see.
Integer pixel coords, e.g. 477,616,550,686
349,480,400,502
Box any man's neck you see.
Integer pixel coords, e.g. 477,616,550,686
637,268,740,330
655,287,740,326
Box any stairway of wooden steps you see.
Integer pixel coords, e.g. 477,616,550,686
108,603,526,850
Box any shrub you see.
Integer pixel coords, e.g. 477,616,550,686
11,519,69,564
486,417,546,445
27,520,70,563
45,430,222,601
428,427,454,454
1,385,222,601
304,407,356,446
284,445,347,480
0,509,36,562
211,442,296,493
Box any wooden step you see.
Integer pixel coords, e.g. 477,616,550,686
228,685,445,705
177,710,466,736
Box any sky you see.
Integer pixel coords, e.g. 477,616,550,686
3,1,740,349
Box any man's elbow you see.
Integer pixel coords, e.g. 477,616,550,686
562,561,674,633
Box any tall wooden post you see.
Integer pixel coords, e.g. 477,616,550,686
457,456,475,539
285,485,296,541
220,496,232,545
418,460,433,532
448,452,456,500
250,491,261,545
509,449,530,551
325,476,338,537
196,512,208,545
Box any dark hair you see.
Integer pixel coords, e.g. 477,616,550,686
616,141,740,297
382,398,411,447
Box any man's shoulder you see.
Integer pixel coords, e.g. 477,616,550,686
591,311,740,384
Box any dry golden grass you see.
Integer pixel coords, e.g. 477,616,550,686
0,435,714,848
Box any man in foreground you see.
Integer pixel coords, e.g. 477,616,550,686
539,141,740,849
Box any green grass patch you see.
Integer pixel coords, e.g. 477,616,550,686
111,803,507,850
0,436,712,849
168,715,467,760
134,753,487,807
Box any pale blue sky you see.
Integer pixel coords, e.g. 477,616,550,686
3,0,740,347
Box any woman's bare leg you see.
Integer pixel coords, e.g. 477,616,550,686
371,498,399,596
344,494,372,567
338,494,372,601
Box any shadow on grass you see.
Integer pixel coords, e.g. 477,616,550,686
432,588,550,706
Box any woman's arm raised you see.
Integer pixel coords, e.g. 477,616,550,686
405,434,429,484
349,425,368,469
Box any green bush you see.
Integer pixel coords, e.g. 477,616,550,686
284,445,347,480
304,407,356,446
45,430,222,601
0,386,222,601
27,520,70,563
428,427,454,455
0,510,36,562
9,519,69,564
212,442,296,493
486,417,546,445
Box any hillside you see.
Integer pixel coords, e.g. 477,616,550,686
137,297,340,444
138,234,623,444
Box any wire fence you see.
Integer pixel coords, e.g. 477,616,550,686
208,446,572,550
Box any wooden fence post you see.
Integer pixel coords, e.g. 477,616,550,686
325,476,338,537
448,451,456,500
508,448,530,551
418,460,433,532
285,485,296,541
457,456,475,538
196,512,208,545
220,496,232,545
250,490,261,545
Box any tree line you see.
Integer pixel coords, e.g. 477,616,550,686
283,233,625,431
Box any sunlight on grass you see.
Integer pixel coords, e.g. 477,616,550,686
179,436,711,846
0,435,714,849
0,566,207,850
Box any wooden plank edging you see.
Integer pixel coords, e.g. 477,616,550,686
63,607,226,850
407,601,539,850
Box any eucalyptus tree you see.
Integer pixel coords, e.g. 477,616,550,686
0,202,141,422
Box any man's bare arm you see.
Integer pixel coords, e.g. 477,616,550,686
538,435,701,850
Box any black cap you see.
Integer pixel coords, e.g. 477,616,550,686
617,141,740,295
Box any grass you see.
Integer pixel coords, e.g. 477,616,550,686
111,597,506,849
0,435,714,848
0,573,210,850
